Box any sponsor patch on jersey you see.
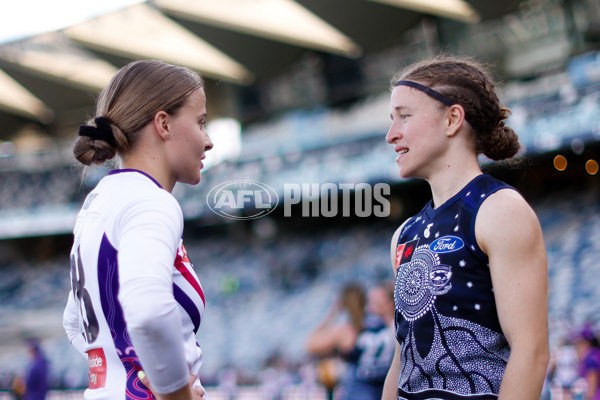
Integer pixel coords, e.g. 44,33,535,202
429,235,464,253
87,348,107,389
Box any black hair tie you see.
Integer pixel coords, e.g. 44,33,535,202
78,117,117,147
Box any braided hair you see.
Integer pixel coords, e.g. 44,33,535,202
392,55,520,161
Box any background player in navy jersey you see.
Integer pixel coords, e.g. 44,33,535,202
63,59,212,400
306,282,396,400
382,55,549,400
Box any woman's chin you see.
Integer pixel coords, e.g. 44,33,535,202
397,166,411,179
181,173,202,186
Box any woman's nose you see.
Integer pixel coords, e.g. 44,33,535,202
386,123,401,144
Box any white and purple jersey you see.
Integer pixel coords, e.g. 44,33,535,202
63,169,205,399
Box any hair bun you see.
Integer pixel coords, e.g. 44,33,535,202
78,117,117,147
483,124,520,161
73,135,117,166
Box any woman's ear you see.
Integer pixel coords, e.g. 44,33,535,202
153,111,171,140
445,104,466,137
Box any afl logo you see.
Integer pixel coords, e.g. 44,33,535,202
206,180,279,220
430,236,464,253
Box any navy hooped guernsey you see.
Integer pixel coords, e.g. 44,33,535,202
394,174,513,400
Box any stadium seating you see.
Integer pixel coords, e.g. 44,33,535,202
1,187,600,392
2,50,600,397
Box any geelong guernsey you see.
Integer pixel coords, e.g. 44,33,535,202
336,315,396,400
63,169,205,399
393,174,513,400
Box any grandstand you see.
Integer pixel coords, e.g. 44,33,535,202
1,0,600,399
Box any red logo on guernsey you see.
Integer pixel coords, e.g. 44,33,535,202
87,348,107,389
178,244,191,264
396,239,419,270
175,242,205,305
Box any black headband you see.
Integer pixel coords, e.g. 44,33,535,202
395,80,475,128
78,117,117,147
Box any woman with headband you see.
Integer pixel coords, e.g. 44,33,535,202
382,55,549,400
63,59,212,400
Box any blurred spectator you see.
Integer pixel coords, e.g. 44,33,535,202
549,339,580,398
258,351,296,400
315,356,341,400
11,374,26,400
296,358,320,393
574,326,600,400
23,338,49,400
216,364,239,400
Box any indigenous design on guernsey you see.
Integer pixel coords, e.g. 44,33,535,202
394,175,512,400
97,236,205,400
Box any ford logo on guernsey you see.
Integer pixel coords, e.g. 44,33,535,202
430,236,464,253
206,180,279,220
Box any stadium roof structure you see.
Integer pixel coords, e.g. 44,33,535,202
0,0,522,142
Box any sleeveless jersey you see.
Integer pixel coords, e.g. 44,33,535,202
336,315,396,400
393,174,513,400
63,169,205,399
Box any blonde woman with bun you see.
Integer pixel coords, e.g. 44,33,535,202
63,59,213,400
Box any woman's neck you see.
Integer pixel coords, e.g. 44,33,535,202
427,159,482,209
121,155,174,192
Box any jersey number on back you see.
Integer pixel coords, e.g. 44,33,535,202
70,246,100,343
356,328,395,380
